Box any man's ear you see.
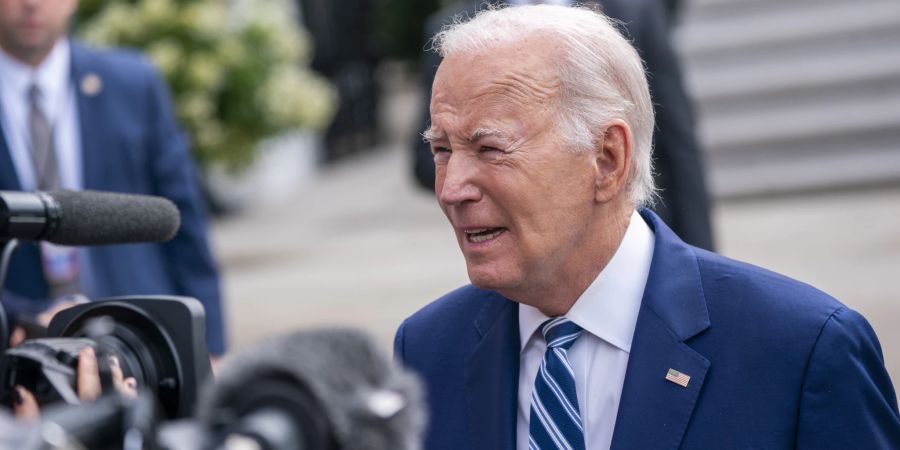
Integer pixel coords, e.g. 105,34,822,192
593,120,632,203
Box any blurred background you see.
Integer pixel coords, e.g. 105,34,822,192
75,0,900,393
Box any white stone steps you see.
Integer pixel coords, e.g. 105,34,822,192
675,0,900,197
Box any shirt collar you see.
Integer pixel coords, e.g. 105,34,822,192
519,209,656,352
0,45,32,103
0,38,70,119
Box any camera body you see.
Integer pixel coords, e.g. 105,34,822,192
3,337,95,405
1,296,211,418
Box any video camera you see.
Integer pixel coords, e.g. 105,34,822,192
1,190,211,419
1,190,426,449
0,296,211,418
0,328,425,450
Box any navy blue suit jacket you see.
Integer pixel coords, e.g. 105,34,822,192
0,42,226,354
395,210,900,449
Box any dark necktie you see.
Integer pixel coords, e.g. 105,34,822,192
28,83,80,297
528,317,586,450
28,84,60,190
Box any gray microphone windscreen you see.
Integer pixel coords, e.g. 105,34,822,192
49,190,180,245
199,328,426,450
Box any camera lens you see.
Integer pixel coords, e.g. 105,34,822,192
59,303,181,417
1,296,211,419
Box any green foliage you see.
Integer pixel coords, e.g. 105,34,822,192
76,0,336,170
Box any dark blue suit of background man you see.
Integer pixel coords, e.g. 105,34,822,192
0,0,226,354
395,5,899,449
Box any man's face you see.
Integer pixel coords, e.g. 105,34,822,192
0,0,77,65
429,37,603,302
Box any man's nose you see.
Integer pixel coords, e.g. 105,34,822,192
437,154,482,206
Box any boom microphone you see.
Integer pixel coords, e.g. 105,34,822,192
192,329,426,450
0,190,180,245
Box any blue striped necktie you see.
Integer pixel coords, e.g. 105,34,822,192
529,317,585,450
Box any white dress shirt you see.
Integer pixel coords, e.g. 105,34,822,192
517,210,655,450
0,38,82,191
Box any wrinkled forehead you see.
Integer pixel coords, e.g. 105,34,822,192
430,35,565,119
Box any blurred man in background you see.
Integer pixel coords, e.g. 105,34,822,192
0,0,226,356
412,0,715,251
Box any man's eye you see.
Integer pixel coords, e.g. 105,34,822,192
432,146,451,163
479,146,504,159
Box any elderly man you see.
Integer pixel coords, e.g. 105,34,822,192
394,5,900,450
411,0,715,251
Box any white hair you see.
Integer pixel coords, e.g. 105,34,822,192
432,4,656,207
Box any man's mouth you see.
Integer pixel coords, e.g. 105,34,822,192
463,228,506,243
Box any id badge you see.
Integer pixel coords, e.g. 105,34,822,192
40,242,79,285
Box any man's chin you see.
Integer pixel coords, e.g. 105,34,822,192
6,37,55,63
466,267,518,295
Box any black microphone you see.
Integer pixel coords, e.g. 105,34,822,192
189,329,426,450
0,190,180,245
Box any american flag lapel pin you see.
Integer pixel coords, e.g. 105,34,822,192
665,368,691,387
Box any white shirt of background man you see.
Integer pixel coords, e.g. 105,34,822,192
0,38,82,191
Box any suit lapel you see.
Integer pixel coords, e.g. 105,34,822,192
0,43,102,191
0,117,21,190
69,43,104,190
464,294,520,450
611,210,711,450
